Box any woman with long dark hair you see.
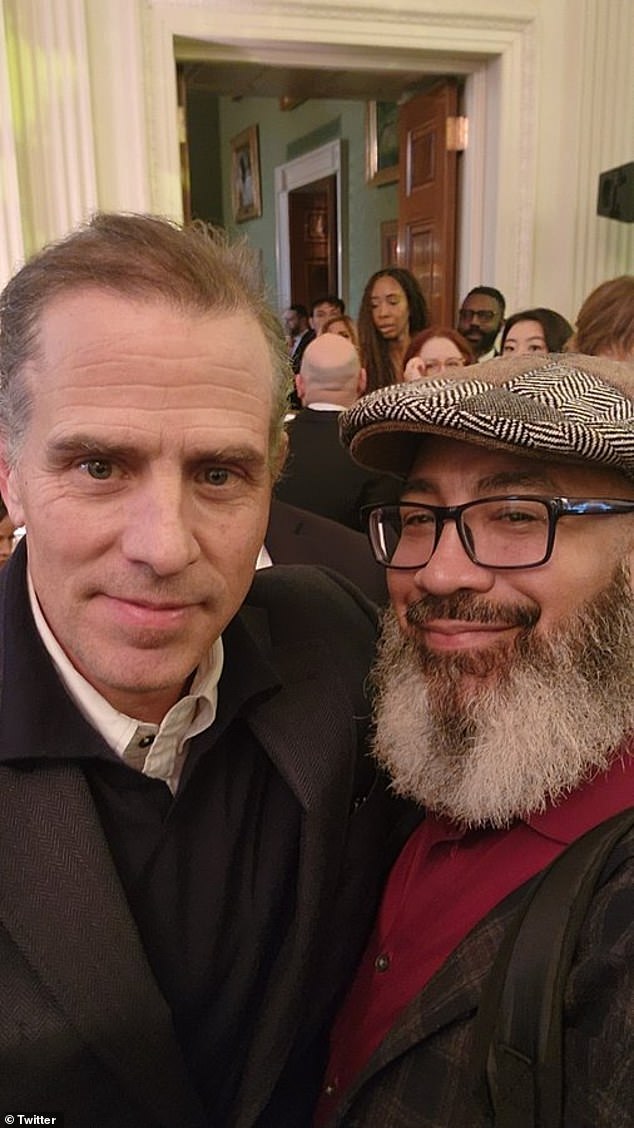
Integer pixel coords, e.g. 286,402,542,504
357,268,429,391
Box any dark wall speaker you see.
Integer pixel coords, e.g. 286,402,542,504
596,161,634,222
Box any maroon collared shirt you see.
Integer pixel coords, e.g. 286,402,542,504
315,750,634,1124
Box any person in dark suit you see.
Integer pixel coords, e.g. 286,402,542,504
0,213,412,1127
284,303,315,374
317,353,634,1128
264,498,388,604
275,334,397,532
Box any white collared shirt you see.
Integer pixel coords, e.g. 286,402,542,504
27,572,223,794
477,346,499,363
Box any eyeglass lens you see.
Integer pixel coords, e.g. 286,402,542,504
424,358,465,373
458,308,496,323
371,499,552,569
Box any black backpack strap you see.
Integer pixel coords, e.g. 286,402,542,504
473,806,634,1127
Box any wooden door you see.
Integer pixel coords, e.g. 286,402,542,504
288,175,337,308
398,81,459,325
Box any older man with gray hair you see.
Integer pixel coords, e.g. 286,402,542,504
316,352,634,1128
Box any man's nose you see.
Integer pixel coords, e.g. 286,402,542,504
411,519,494,595
121,479,200,576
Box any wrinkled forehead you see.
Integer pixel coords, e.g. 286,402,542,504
404,434,634,498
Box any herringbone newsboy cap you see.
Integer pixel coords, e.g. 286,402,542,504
340,353,634,480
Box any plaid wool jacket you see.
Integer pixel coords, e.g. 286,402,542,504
329,827,634,1128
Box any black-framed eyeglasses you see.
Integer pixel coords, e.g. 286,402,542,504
365,496,634,570
458,308,497,324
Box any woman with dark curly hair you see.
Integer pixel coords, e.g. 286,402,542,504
501,307,573,356
358,267,429,391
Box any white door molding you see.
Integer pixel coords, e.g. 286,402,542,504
145,1,539,311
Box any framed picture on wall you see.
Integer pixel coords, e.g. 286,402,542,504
230,124,262,223
365,101,400,186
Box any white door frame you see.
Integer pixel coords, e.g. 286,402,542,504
274,140,344,314
147,3,538,311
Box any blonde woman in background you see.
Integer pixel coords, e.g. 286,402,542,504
570,276,634,359
323,313,360,352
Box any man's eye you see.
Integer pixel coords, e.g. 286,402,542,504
202,467,231,486
401,510,433,528
495,508,540,524
80,459,113,480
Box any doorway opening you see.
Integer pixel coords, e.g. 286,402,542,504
288,175,337,310
274,140,344,313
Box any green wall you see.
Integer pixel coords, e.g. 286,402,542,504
186,89,223,226
187,90,398,318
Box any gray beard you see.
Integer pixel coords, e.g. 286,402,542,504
370,565,634,828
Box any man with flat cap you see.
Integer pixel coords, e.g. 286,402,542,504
315,353,634,1128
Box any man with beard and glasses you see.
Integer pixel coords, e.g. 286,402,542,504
314,353,634,1128
457,285,505,362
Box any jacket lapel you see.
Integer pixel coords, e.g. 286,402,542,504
0,761,206,1128
233,630,359,1125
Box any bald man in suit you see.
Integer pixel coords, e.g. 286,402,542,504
276,335,397,531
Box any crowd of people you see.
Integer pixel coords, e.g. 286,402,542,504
279,271,634,531
283,271,634,398
0,211,631,1128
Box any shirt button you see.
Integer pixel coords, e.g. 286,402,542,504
324,1080,338,1096
374,952,391,972
138,734,155,748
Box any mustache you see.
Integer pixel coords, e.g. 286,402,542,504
405,593,539,630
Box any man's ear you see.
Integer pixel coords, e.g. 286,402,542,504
0,445,25,527
271,430,289,481
294,373,306,405
357,366,368,397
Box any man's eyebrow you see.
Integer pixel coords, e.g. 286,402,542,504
45,435,138,461
45,435,267,466
403,468,558,495
476,469,558,492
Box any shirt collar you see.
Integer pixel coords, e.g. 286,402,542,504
526,745,634,844
476,346,499,363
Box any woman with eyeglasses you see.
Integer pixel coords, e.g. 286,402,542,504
402,327,475,382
